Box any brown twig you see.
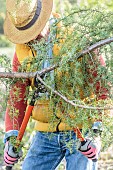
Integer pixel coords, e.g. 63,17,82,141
36,73,113,110
0,37,113,79
0,64,57,79
0,37,113,110
80,37,113,56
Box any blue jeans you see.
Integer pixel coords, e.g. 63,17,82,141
22,131,98,170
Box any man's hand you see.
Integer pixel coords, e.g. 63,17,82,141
78,133,101,161
4,141,22,167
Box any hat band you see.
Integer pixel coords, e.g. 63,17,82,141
16,0,42,31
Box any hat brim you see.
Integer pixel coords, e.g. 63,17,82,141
4,0,53,44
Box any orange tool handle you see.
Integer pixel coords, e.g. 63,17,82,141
73,127,85,142
16,105,34,142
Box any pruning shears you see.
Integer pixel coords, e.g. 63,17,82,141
73,127,85,142
6,88,40,170
5,73,92,170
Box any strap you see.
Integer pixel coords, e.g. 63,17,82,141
16,0,42,30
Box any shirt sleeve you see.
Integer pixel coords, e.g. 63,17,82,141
86,55,109,100
95,55,109,100
5,52,30,133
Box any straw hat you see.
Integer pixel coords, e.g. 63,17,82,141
4,0,53,44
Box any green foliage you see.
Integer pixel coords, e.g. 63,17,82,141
80,0,113,11
0,55,11,119
0,0,6,34
0,34,12,47
0,0,6,13
1,7,113,137
0,54,11,70
24,7,113,148
0,16,4,34
0,6,113,169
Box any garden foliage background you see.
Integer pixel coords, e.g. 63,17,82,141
0,0,113,169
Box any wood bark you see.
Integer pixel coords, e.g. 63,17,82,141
0,37,113,110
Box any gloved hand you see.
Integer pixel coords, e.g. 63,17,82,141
78,132,101,162
4,140,23,167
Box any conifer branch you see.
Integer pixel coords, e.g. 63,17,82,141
0,37,113,79
36,73,113,110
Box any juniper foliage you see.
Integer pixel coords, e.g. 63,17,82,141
0,8,113,149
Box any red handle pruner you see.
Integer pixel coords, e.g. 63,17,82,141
73,127,85,142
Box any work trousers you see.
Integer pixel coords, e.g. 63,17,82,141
22,131,98,170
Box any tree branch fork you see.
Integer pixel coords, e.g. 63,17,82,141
0,37,113,110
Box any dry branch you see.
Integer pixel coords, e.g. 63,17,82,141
0,37,113,79
36,74,113,110
0,37,113,110
0,64,57,79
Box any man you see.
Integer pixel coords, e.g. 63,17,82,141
3,0,107,170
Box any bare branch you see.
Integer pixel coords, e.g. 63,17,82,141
0,37,113,109
36,73,113,110
0,64,57,79
80,37,113,56
0,37,113,79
